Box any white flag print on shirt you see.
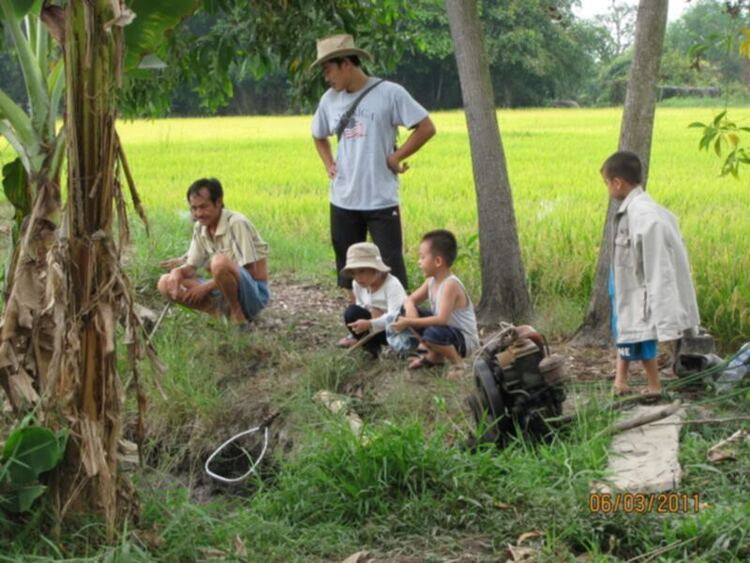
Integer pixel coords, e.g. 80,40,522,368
343,119,366,139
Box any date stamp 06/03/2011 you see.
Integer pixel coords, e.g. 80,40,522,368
589,493,701,514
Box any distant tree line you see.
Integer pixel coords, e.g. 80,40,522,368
0,0,747,116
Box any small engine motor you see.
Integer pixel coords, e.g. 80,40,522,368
467,325,567,447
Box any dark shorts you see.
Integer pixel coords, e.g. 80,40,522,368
422,326,467,357
415,307,468,357
617,340,657,362
343,304,387,357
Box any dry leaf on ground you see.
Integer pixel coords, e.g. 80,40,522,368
341,551,373,563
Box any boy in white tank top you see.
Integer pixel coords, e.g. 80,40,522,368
392,230,479,369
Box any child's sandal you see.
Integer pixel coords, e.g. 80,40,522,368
612,385,633,397
639,388,663,401
408,356,435,370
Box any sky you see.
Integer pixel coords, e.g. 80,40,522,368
573,0,689,22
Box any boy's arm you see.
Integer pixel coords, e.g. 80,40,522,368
393,280,459,331
369,279,408,332
402,281,429,316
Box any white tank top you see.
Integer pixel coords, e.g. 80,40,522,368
428,275,480,354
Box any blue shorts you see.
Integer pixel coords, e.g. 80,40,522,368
238,268,270,320
211,268,270,321
423,326,467,357
416,308,467,357
610,271,657,362
617,340,657,362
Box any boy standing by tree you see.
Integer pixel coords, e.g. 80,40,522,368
310,34,436,299
602,151,700,396
392,230,479,370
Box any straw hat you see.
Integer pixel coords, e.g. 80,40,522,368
310,34,372,69
341,242,390,275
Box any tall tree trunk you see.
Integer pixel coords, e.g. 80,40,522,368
573,0,668,346
444,0,532,325
45,0,132,537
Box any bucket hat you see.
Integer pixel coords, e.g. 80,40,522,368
310,34,372,69
341,242,390,275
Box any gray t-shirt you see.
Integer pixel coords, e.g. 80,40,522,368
311,77,429,211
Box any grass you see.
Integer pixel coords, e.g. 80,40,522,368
6,106,745,343
5,384,749,560
2,106,750,560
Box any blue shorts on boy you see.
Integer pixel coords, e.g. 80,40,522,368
609,269,656,362
416,307,468,357
617,341,657,362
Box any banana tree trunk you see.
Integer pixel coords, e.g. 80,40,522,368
47,0,128,536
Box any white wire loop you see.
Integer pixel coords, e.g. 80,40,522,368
204,426,269,484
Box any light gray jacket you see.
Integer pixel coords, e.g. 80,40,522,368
612,187,700,343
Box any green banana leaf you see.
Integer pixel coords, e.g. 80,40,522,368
2,158,30,233
0,484,47,513
124,0,201,71
2,426,66,485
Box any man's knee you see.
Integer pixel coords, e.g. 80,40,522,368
210,253,233,275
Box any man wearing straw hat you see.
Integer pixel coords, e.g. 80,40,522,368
310,33,436,301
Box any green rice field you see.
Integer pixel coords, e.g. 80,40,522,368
3,106,750,562
3,106,750,343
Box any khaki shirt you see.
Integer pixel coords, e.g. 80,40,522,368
186,208,268,270
612,187,699,343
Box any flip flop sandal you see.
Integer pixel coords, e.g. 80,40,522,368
408,356,436,370
336,335,358,348
612,385,634,397
640,388,663,401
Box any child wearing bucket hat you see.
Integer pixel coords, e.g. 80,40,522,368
339,242,407,357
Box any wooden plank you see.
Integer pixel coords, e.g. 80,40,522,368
593,404,686,493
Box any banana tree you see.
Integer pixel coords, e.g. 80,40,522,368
0,0,65,298
0,0,198,537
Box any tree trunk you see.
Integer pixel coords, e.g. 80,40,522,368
444,0,532,325
46,0,131,537
573,0,668,347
